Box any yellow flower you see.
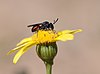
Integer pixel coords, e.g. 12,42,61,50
7,29,82,64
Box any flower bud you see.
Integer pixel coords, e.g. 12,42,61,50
36,42,57,65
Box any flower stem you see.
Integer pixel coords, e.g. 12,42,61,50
45,62,52,74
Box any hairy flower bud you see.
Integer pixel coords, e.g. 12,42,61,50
36,42,57,65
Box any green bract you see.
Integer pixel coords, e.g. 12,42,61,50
36,42,57,65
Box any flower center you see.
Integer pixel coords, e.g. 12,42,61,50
32,30,57,44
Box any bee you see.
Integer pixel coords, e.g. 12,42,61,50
27,18,58,32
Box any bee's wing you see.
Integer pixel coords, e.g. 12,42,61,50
27,23,42,27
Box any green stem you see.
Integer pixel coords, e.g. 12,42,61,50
45,62,52,74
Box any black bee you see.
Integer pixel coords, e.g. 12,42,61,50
27,18,58,32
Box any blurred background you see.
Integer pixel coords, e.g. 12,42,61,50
0,0,100,74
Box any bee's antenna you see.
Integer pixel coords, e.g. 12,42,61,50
53,18,59,24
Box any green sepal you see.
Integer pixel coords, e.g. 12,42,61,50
36,42,57,65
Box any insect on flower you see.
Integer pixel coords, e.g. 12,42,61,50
7,18,82,64
27,18,59,32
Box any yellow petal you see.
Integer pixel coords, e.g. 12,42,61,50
69,29,82,34
17,37,32,46
58,29,82,35
13,42,35,64
7,43,28,55
7,37,33,55
55,34,74,41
